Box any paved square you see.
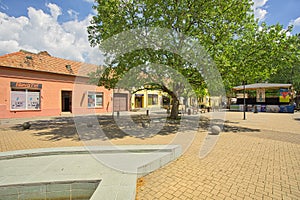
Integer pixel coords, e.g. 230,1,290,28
0,112,300,199
136,112,300,200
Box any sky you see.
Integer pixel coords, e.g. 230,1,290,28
0,0,299,64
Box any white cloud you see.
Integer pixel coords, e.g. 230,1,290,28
67,9,79,20
0,40,20,54
289,17,300,27
0,0,8,10
253,0,268,8
46,3,62,21
83,0,95,3
252,0,268,22
0,4,103,65
254,8,267,22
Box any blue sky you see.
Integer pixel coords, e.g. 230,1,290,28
0,0,299,64
0,0,94,22
254,0,300,33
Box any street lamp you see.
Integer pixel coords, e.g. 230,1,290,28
243,80,246,120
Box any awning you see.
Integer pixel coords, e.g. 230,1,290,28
232,83,292,91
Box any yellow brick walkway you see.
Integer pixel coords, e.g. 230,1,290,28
0,112,300,199
136,112,300,199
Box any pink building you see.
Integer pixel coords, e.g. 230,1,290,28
0,50,117,119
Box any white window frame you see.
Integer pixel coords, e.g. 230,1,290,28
87,92,103,108
10,89,41,110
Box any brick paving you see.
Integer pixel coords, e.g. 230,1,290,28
1,112,300,199
0,116,84,152
136,112,300,199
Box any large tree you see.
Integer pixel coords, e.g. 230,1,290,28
88,0,255,118
218,23,296,92
268,33,300,92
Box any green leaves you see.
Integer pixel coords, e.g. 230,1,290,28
268,34,300,92
88,0,254,91
217,21,299,89
86,0,300,100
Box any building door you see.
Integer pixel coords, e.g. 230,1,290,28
135,96,143,108
61,91,72,112
162,95,170,109
113,93,128,111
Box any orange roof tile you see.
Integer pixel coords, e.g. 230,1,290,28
0,50,100,77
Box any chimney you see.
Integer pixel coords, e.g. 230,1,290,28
38,51,51,56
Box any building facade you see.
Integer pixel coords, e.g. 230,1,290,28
0,50,116,119
130,89,212,112
131,90,169,109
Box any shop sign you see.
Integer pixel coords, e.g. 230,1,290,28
279,88,290,103
10,82,42,89
256,89,265,102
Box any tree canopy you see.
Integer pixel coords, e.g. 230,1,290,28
87,0,300,116
268,33,300,92
219,23,297,91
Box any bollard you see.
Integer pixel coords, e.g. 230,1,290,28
146,109,149,116
211,125,221,135
117,111,120,118
22,122,31,130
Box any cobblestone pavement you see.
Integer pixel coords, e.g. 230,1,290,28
0,116,84,152
1,112,300,199
135,112,300,200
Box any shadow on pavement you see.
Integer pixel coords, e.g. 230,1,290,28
9,115,182,141
7,114,262,142
199,117,261,133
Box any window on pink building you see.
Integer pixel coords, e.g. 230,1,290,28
88,92,103,108
11,89,40,110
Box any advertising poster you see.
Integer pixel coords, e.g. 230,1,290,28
11,91,26,110
261,105,266,112
256,89,265,102
279,89,290,103
266,105,280,113
27,91,40,110
88,93,95,107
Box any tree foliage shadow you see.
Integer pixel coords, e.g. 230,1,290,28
198,116,261,133
9,117,78,141
8,114,260,142
293,118,300,121
8,115,183,141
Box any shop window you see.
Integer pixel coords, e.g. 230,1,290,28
11,89,40,110
88,92,103,108
148,94,158,105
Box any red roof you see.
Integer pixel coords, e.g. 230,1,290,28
0,50,100,77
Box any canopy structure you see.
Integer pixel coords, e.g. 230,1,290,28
232,83,292,91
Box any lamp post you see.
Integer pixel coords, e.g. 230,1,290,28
243,80,246,120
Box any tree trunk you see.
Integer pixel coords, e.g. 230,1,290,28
141,84,181,119
170,95,179,119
